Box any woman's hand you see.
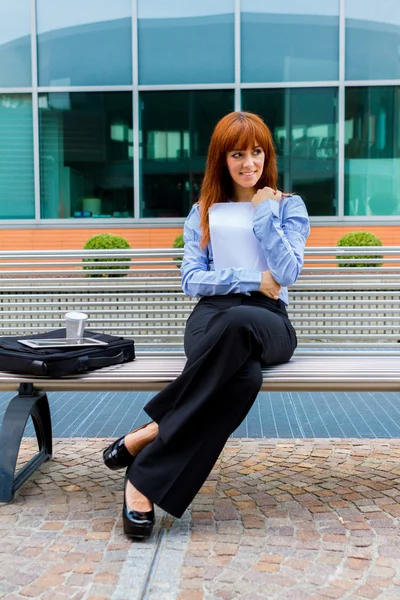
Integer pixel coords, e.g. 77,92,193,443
252,187,283,208
259,270,281,300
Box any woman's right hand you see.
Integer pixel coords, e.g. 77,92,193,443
259,270,281,300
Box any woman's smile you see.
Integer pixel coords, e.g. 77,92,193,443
226,144,265,199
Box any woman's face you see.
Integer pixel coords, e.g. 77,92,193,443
225,143,265,191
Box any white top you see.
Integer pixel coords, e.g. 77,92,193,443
209,202,268,271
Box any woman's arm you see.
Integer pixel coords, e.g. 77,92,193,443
181,205,261,298
252,194,310,287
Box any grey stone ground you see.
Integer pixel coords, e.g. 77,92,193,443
2,438,400,599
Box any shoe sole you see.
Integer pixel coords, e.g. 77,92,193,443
124,527,153,540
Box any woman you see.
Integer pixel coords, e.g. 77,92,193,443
103,111,310,539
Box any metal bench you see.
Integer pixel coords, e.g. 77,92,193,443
0,246,399,502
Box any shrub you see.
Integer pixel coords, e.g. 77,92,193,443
336,231,383,268
172,232,184,267
83,233,131,277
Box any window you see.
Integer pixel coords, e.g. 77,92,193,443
0,1,31,87
346,0,400,81
36,0,132,86
39,92,133,219
345,86,400,216
241,0,339,82
242,88,338,216
0,95,34,219
140,90,234,217
138,0,234,84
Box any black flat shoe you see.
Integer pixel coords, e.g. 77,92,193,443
103,423,151,471
123,476,155,540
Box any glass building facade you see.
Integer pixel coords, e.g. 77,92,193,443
1,0,399,225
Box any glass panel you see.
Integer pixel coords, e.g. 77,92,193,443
0,1,31,87
242,88,338,216
39,92,133,219
241,0,339,82
138,0,234,84
37,0,132,86
346,0,400,80
140,90,234,217
0,95,34,219
345,86,400,216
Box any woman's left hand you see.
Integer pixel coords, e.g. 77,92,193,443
251,187,283,208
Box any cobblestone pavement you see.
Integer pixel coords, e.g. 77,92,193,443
2,439,400,599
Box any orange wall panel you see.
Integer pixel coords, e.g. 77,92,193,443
0,225,398,251
307,226,400,247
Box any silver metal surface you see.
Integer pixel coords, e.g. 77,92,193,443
30,0,40,223
0,356,399,393
18,338,108,349
0,246,399,394
234,0,241,112
0,247,399,350
132,0,140,222
338,0,345,219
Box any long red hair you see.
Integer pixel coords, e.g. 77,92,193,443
199,111,278,248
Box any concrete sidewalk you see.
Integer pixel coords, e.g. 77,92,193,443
1,439,400,600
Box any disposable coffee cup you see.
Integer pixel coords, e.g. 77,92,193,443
65,311,88,340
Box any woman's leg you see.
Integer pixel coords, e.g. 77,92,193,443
119,300,221,456
123,421,158,454
127,301,296,518
123,300,223,513
143,303,295,439
127,356,262,517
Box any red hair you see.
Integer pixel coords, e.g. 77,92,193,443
199,111,278,248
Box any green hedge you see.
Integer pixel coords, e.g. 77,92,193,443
83,233,131,277
172,233,184,268
336,231,383,268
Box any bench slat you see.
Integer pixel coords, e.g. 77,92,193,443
0,356,399,393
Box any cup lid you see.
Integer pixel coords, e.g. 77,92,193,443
65,311,88,320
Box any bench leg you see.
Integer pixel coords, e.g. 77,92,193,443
0,383,52,503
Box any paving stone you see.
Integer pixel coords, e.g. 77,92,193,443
4,438,400,600
213,543,238,556
0,582,19,598
354,584,382,598
177,592,203,600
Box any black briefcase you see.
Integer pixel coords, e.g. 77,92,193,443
0,329,135,377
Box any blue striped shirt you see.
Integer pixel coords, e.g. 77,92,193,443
181,195,310,305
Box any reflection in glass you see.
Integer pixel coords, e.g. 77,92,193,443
39,92,133,219
138,0,234,84
345,87,400,217
241,0,339,82
242,88,338,216
140,90,234,217
346,0,400,80
37,0,132,86
0,1,31,86
0,95,34,218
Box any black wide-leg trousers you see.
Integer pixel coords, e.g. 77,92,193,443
127,292,297,518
